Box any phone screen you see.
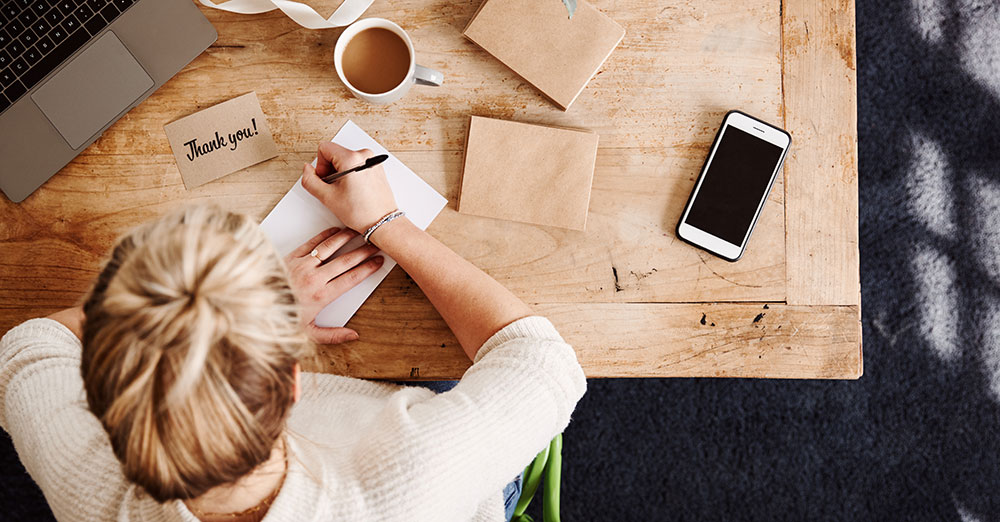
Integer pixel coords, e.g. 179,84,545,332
685,126,784,245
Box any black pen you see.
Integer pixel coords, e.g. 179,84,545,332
320,154,389,184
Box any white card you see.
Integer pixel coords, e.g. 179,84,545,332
260,120,447,327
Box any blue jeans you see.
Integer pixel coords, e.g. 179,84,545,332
407,381,523,521
502,472,523,521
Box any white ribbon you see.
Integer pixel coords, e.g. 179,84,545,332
198,0,374,29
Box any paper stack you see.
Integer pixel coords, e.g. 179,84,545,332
463,0,625,110
458,116,599,231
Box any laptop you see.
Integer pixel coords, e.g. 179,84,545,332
0,0,217,202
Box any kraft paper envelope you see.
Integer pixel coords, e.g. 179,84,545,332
260,120,447,328
458,116,598,231
164,92,279,189
463,0,624,110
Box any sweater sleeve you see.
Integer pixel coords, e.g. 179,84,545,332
0,319,127,521
348,316,587,521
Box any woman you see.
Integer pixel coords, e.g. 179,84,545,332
0,143,586,521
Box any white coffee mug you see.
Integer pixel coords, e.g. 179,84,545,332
334,18,443,105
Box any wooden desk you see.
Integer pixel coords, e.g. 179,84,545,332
0,0,861,379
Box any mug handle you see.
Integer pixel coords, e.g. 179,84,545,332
414,64,443,87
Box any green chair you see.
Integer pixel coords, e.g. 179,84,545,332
511,434,562,522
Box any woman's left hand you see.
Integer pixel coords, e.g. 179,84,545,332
284,227,384,344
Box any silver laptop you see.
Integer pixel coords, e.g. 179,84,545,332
0,0,217,202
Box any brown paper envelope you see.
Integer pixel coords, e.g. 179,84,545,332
164,92,279,189
463,0,624,110
458,116,599,231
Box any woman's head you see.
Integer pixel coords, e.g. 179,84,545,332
81,205,308,502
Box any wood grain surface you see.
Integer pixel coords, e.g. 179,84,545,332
782,0,862,306
301,289,862,380
0,0,862,379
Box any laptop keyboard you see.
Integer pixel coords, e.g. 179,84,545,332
0,0,138,115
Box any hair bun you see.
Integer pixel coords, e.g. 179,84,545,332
81,205,310,502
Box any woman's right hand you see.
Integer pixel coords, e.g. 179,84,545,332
301,143,398,233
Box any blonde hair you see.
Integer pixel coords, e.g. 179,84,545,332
81,205,309,503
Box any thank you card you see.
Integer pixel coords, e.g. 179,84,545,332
164,92,279,189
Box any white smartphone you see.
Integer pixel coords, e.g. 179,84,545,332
676,111,791,262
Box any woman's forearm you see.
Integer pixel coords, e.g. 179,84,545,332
369,217,532,360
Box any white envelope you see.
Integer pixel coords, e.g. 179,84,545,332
260,120,447,327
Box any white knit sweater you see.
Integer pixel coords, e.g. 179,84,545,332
0,316,586,522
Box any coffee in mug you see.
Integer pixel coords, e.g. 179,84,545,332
341,28,410,95
334,18,443,105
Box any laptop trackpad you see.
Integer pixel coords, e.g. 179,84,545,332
32,32,154,150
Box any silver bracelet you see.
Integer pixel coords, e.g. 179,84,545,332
364,210,405,244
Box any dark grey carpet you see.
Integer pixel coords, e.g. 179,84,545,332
4,0,1000,520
